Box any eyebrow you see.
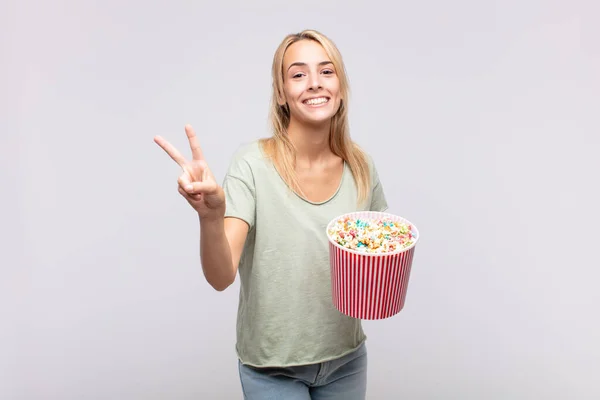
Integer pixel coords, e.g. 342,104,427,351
287,61,333,72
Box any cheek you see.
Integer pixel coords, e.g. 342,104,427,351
283,83,302,101
328,77,340,90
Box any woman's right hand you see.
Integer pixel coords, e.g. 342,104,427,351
154,124,225,220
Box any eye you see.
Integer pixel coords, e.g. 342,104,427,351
322,69,335,75
292,72,305,79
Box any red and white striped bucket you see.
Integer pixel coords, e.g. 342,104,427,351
326,211,419,320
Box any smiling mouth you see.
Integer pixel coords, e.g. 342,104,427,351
303,97,330,106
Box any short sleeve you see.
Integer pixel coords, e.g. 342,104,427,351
222,155,256,230
369,157,388,212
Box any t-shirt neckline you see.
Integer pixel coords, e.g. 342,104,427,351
257,141,347,206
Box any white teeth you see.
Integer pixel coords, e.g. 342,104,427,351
305,97,328,105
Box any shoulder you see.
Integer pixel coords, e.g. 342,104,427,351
229,140,264,163
351,142,379,182
225,139,269,180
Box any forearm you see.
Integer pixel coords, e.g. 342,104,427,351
199,215,235,291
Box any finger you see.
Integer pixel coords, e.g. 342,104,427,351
185,124,205,161
177,163,211,189
197,160,210,182
178,173,191,188
178,185,201,201
182,180,218,195
182,160,209,183
181,164,199,182
154,135,187,167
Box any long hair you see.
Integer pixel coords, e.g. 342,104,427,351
260,29,370,206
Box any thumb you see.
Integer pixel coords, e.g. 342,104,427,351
182,180,217,195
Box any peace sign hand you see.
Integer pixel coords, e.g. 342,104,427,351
154,125,226,220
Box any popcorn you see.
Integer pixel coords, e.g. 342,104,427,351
327,216,416,253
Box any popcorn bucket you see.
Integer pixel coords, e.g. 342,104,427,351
326,211,419,320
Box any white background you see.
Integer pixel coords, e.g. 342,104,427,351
3,0,599,398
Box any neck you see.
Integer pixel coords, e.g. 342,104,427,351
287,117,332,166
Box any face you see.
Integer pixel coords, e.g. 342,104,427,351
280,40,342,126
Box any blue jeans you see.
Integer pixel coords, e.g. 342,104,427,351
238,343,367,400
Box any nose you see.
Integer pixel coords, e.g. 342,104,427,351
308,73,322,91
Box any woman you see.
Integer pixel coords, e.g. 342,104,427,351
154,29,388,400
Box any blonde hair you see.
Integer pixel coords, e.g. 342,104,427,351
259,29,371,206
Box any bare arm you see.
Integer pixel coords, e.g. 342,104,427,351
154,124,249,292
199,216,249,291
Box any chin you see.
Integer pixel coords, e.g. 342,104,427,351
301,113,336,126
300,105,340,124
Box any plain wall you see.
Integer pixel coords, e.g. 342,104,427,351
3,0,599,398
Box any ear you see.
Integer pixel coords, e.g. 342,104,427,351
276,88,286,105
